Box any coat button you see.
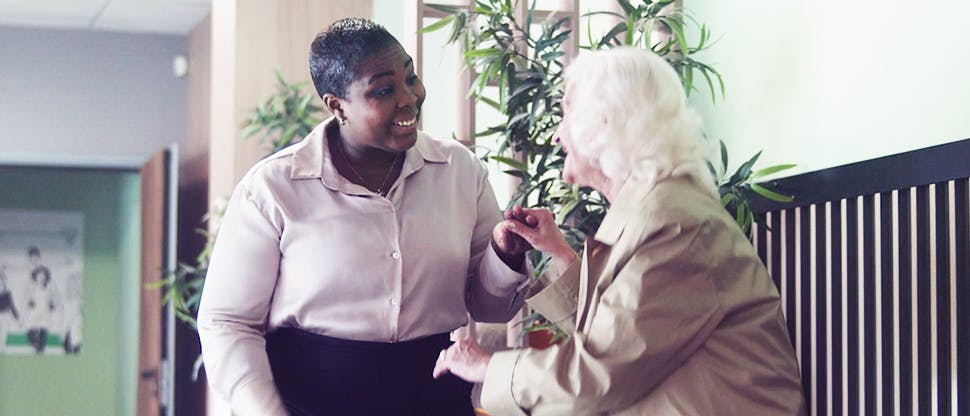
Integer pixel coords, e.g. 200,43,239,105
391,251,401,260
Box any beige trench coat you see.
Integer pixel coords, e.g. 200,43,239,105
481,177,807,415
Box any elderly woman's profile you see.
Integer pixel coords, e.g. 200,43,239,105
434,47,807,415
197,17,532,415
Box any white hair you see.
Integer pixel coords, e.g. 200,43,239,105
563,47,718,197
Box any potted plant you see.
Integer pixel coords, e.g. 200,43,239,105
423,0,794,344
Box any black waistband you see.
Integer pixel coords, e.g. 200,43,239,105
266,327,452,356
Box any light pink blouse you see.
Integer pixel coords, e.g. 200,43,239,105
197,120,528,415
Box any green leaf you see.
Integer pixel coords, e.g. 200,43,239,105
294,94,313,118
697,65,717,104
541,51,566,61
751,164,797,179
274,68,286,87
426,4,461,15
477,95,502,112
750,183,795,202
504,169,532,182
596,22,628,48
719,139,728,174
729,150,762,184
241,124,262,138
490,155,528,171
420,15,455,34
720,192,738,207
465,47,504,58
616,0,635,16
582,11,626,19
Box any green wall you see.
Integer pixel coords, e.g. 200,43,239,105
0,166,140,416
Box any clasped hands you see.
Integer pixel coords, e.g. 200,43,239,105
436,206,577,383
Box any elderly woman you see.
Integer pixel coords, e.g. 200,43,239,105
433,47,807,415
197,18,531,416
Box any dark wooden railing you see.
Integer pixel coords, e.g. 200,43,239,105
748,139,969,416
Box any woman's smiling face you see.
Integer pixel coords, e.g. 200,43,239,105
332,43,425,153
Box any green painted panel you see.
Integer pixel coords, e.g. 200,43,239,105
0,166,140,416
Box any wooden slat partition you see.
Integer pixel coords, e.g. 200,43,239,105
749,139,970,416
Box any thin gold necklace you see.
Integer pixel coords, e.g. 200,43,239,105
336,139,402,197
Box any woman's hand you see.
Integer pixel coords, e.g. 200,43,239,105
504,207,577,272
490,208,537,270
432,337,491,383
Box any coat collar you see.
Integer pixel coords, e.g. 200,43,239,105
592,177,659,246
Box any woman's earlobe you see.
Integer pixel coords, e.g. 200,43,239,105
322,94,345,124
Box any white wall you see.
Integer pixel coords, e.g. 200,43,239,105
0,26,186,165
685,0,970,177
372,0,404,40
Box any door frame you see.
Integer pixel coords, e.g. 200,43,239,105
139,145,179,416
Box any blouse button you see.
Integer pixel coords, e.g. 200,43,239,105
391,251,401,260
390,298,400,306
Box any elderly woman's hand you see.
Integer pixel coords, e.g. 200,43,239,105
504,207,577,271
432,337,490,383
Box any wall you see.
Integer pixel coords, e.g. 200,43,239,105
684,0,970,177
0,26,186,164
0,166,141,416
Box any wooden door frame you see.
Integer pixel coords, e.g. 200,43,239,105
138,145,178,416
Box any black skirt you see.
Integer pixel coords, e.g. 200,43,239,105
265,327,476,416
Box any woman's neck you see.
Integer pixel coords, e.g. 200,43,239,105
327,123,398,169
594,173,627,203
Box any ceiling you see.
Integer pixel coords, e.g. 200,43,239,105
0,0,211,36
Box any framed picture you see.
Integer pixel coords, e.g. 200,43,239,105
0,210,84,355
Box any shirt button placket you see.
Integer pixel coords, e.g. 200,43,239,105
389,207,403,340
390,251,401,310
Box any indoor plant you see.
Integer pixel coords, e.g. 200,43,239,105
423,0,794,341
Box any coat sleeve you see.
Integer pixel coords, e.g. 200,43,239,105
481,220,726,415
464,161,529,323
196,183,287,416
525,258,582,333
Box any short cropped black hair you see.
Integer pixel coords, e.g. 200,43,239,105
28,246,40,257
309,18,400,99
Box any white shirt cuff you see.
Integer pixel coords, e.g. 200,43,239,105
479,244,531,295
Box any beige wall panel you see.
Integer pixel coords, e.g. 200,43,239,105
208,0,238,206
214,0,374,191
185,16,211,193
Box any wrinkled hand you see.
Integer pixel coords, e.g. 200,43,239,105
503,207,577,271
432,337,491,383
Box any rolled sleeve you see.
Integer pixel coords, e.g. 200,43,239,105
478,243,531,295
466,243,530,323
526,259,581,332
481,350,530,416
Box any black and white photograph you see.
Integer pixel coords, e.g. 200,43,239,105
0,210,84,355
